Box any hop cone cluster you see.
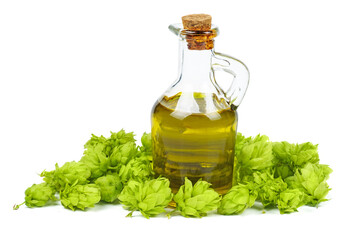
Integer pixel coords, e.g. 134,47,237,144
16,130,154,211
15,130,332,217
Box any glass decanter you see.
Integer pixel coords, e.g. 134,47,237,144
151,14,250,195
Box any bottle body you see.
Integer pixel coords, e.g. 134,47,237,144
151,20,249,195
151,93,237,194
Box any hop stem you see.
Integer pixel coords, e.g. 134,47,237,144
13,202,25,210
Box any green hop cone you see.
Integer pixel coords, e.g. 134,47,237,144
84,130,136,158
218,183,258,215
118,177,172,219
95,174,123,203
80,144,110,179
234,134,274,184
277,189,305,214
108,130,136,147
60,183,101,211
118,156,154,184
141,132,151,150
14,183,57,209
286,163,332,205
109,141,138,167
139,132,152,156
41,161,91,191
137,132,153,163
272,141,320,179
84,133,113,156
253,170,287,207
173,178,221,218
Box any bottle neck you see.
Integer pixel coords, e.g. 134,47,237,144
178,39,214,91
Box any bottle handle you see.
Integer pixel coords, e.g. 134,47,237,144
212,52,250,109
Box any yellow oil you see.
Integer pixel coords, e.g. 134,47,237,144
151,92,237,195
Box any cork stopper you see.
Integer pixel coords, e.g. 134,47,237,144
182,14,212,31
181,14,215,50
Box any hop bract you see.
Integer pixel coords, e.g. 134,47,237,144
118,177,172,219
218,183,257,215
60,183,101,211
173,178,221,218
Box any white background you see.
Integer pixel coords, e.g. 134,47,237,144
1,0,359,239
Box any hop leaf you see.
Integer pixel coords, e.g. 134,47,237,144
118,177,173,218
60,183,101,211
277,189,306,214
95,174,123,203
218,183,258,215
173,178,221,218
118,156,154,184
286,163,332,205
80,144,110,179
41,161,91,191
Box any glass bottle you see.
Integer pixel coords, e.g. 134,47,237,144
151,14,250,195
